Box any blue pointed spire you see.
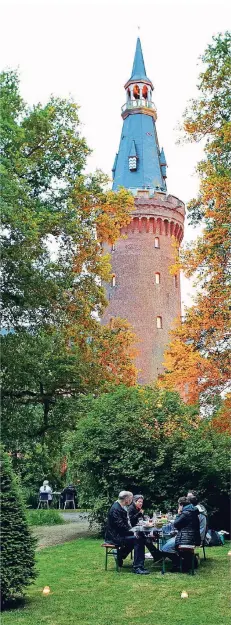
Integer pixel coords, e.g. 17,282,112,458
128,140,137,158
160,148,167,179
128,38,152,85
112,153,118,179
112,38,167,194
160,148,167,166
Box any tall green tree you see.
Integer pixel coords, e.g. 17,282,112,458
161,33,231,404
0,71,137,464
65,386,230,530
1,448,36,606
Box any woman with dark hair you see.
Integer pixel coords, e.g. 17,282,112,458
128,495,144,527
128,495,159,561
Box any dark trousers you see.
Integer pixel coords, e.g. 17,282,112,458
118,534,146,569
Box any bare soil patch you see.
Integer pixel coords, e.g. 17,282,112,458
32,512,98,549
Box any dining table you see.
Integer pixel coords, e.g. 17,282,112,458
130,520,176,550
52,491,62,509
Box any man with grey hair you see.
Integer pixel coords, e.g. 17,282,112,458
105,490,149,575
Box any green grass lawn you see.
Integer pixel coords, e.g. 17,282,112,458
2,539,231,625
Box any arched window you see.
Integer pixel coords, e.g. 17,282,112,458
155,272,160,284
154,237,160,248
142,85,148,99
133,85,140,100
111,243,115,252
156,316,162,329
112,275,116,287
174,274,178,287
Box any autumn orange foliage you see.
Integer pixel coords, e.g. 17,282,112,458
66,183,138,388
211,394,231,434
161,33,231,405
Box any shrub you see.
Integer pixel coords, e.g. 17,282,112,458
1,448,37,607
65,386,230,531
27,509,65,526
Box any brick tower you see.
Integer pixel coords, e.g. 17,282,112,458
103,38,185,384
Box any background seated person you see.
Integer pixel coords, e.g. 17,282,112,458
161,496,200,570
128,494,144,527
187,490,207,543
39,480,53,504
105,490,149,575
61,484,77,508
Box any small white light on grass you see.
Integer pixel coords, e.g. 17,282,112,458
228,551,231,556
181,591,188,599
42,586,50,595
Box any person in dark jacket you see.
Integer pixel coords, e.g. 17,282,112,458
187,490,207,543
128,495,159,560
61,484,77,508
128,495,144,527
105,490,150,575
161,496,200,570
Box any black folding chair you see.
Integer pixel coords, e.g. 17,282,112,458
64,493,75,509
37,492,49,509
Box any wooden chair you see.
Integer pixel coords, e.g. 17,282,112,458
162,545,198,575
178,545,196,575
101,543,121,572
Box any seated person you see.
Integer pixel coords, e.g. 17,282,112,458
161,496,200,570
128,495,159,560
128,494,144,527
39,480,53,503
187,490,207,543
105,490,150,575
61,484,77,508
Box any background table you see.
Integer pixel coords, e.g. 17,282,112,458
52,491,61,509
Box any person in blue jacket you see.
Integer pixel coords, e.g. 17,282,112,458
161,496,200,570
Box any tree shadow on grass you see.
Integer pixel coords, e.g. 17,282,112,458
1,596,27,612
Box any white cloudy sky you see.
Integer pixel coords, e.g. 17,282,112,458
1,0,230,307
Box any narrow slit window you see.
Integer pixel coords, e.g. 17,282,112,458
155,272,160,284
156,316,162,329
111,243,115,252
154,237,160,248
112,275,116,287
174,274,178,287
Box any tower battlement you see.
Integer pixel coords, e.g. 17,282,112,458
122,195,185,245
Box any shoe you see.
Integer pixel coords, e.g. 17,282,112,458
133,567,150,575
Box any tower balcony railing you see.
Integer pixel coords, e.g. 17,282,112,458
121,99,157,114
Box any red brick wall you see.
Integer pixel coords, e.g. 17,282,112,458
102,194,185,384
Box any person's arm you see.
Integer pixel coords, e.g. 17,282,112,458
112,507,129,533
174,511,190,531
132,509,144,523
